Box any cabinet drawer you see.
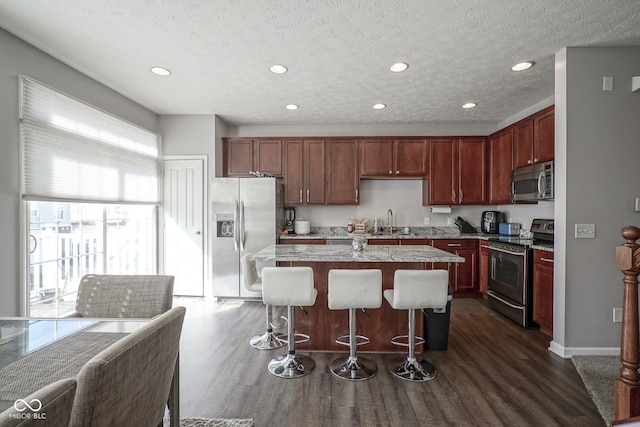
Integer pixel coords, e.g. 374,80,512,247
533,250,554,264
432,239,477,250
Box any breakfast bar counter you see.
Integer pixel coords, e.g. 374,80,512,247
252,244,463,352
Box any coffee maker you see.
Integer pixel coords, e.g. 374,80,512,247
284,207,296,233
481,210,505,234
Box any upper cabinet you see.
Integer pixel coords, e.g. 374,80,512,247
488,128,514,205
223,138,283,177
326,139,360,205
359,138,428,177
426,138,486,205
513,106,554,169
283,139,326,205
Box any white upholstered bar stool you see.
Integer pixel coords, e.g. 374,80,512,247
241,253,284,350
328,269,382,381
385,269,449,381
262,266,317,378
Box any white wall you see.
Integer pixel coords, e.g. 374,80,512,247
551,47,640,357
0,28,158,316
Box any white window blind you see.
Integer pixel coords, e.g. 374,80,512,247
20,76,160,204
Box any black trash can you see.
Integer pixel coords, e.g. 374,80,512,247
423,286,453,351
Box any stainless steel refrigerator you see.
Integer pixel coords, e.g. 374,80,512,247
211,177,284,298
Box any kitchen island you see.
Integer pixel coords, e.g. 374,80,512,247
252,244,464,353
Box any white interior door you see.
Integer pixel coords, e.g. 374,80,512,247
163,158,205,296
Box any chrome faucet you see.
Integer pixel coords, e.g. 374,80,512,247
387,209,394,233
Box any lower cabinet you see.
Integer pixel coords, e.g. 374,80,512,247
533,250,554,336
432,239,479,294
280,238,325,244
479,241,490,299
368,239,399,245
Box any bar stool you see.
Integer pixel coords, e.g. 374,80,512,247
385,269,448,381
262,266,317,378
241,253,284,350
328,269,382,381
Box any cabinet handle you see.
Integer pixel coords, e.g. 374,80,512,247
534,158,540,163
355,189,359,202
388,170,392,175
540,257,554,263
447,243,462,247
396,170,400,175
299,189,303,203
527,160,533,165
306,189,310,203
452,190,456,202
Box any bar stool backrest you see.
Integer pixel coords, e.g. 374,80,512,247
241,253,262,292
391,270,448,310
262,267,316,306
328,269,382,310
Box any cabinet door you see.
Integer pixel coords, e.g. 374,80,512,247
394,139,428,176
359,139,393,177
534,107,554,163
488,129,514,205
429,139,457,205
533,250,554,336
456,248,478,292
479,242,489,298
326,139,360,205
458,138,486,205
513,119,534,169
283,140,304,204
304,140,326,204
223,139,253,176
253,139,282,176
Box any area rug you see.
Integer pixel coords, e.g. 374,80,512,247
163,418,254,427
572,355,618,426
450,297,496,315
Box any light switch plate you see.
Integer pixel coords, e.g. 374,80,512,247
575,224,596,239
614,307,623,323
424,217,430,225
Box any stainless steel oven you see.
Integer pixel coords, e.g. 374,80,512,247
487,218,554,328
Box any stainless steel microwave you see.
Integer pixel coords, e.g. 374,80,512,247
510,160,554,202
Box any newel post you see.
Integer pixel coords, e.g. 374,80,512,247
614,226,640,423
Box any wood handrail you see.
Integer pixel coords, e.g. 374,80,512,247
614,226,640,424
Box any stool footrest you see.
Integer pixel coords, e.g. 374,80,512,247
278,332,310,345
390,334,425,348
335,334,370,347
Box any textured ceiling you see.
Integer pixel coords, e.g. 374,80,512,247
1,0,639,126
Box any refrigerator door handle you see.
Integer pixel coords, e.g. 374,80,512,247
233,200,239,251
240,201,246,251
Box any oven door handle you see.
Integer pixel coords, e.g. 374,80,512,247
488,290,525,310
489,246,525,256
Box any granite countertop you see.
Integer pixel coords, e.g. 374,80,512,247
252,244,465,263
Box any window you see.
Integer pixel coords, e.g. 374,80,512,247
20,77,161,317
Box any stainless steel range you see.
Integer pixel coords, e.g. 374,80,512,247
487,218,554,328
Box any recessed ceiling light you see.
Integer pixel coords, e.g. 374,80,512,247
511,61,534,71
270,64,288,74
150,66,171,76
390,62,409,73
372,103,386,110
462,102,477,109
285,104,298,110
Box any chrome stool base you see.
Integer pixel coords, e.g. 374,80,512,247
249,330,285,350
387,356,437,382
268,353,315,378
330,355,377,381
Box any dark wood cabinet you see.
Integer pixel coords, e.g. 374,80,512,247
426,138,486,205
282,238,325,244
533,249,554,336
488,129,514,205
326,139,360,205
359,138,428,177
367,239,399,245
513,106,554,169
479,241,490,299
283,139,325,205
400,239,432,245
223,138,283,176
432,239,479,295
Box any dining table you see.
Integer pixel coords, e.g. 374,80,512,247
0,316,180,426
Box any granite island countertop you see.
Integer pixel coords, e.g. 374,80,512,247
252,244,465,263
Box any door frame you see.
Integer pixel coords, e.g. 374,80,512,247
161,155,209,296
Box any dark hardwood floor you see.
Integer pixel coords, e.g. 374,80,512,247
174,297,604,427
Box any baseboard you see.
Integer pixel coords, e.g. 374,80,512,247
549,340,620,358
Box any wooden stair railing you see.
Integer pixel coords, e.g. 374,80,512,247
614,226,640,424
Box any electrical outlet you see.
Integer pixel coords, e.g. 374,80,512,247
575,224,596,239
613,308,623,323
447,217,453,225
424,217,430,225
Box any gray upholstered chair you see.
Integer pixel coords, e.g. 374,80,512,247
0,378,77,427
69,274,174,318
69,306,185,427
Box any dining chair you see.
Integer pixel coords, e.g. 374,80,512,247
69,306,186,427
0,378,77,427
69,274,174,318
